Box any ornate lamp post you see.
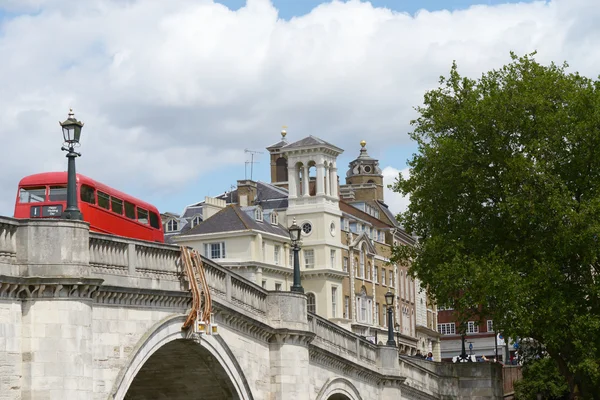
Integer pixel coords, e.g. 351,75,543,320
288,217,303,293
59,109,84,220
385,290,395,347
457,322,472,362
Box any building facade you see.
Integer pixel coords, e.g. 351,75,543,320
171,130,439,358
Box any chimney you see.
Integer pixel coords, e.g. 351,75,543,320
237,180,258,207
202,196,226,220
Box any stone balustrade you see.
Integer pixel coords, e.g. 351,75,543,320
0,217,18,263
307,312,378,366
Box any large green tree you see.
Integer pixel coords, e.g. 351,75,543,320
392,52,600,398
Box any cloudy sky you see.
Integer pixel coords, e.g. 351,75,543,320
1,0,598,217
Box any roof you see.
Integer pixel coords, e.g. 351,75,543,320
282,135,343,154
19,172,160,212
266,139,288,150
339,201,394,229
180,204,289,237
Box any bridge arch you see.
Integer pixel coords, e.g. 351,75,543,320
111,315,253,400
316,377,363,400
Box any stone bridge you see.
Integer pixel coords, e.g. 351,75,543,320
0,218,503,399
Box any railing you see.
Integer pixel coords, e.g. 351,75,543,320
0,217,18,263
307,312,378,365
88,232,268,316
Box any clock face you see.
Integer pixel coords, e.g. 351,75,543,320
330,222,336,236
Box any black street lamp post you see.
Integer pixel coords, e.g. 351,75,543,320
288,218,304,293
457,322,472,362
385,290,395,347
59,109,84,221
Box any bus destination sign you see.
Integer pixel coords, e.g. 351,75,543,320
42,205,63,217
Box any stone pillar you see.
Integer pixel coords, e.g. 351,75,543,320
13,219,99,400
324,165,331,196
316,164,325,195
267,292,314,400
330,167,338,198
0,298,21,400
302,165,310,197
288,166,297,198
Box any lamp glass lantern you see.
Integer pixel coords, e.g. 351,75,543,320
385,290,394,306
288,218,302,244
60,109,84,146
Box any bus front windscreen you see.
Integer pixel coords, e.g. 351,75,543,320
19,187,46,203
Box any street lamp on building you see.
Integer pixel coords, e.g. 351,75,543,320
385,290,395,347
59,109,84,220
288,217,304,293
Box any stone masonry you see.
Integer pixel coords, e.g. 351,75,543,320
0,217,503,399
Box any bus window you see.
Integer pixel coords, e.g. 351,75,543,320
124,201,136,219
149,211,160,229
137,207,148,224
19,187,46,203
111,197,124,215
49,186,67,201
80,184,96,204
98,191,110,210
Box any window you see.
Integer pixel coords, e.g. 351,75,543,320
359,246,365,277
167,219,178,232
274,245,281,265
149,211,160,229
137,207,149,224
307,293,316,313
19,186,46,203
366,226,371,237
302,222,312,235
374,267,378,283
487,320,494,332
382,269,386,285
98,191,110,210
340,218,345,231
289,251,293,267
204,242,226,259
262,280,267,289
343,257,348,272
124,201,135,219
111,197,124,215
389,270,393,287
275,283,282,291
356,287,372,324
304,249,314,268
255,207,263,221
344,296,350,318
330,249,336,268
375,302,380,325
191,215,201,228
344,219,350,231
270,211,278,225
467,321,479,334
331,287,337,318
438,323,456,335
383,304,387,327
80,185,95,204
49,186,67,202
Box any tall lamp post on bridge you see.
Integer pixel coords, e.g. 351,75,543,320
385,290,396,347
288,218,304,293
457,322,472,362
59,109,84,221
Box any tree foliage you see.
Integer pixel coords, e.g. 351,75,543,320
392,52,600,398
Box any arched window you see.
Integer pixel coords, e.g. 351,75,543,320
166,219,178,232
355,286,372,324
359,244,366,278
270,211,278,225
254,207,263,221
276,157,288,182
307,293,316,314
191,216,201,228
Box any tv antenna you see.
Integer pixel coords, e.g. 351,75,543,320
244,149,263,180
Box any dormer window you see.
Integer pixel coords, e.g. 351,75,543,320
191,216,202,228
270,211,278,225
255,207,263,222
166,219,178,232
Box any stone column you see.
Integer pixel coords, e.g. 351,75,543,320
325,165,331,196
316,163,325,195
303,165,310,197
330,167,338,198
288,166,297,198
267,292,314,400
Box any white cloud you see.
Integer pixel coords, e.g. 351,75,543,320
1,0,599,214
382,166,410,215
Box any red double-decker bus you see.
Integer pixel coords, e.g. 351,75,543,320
14,172,165,243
